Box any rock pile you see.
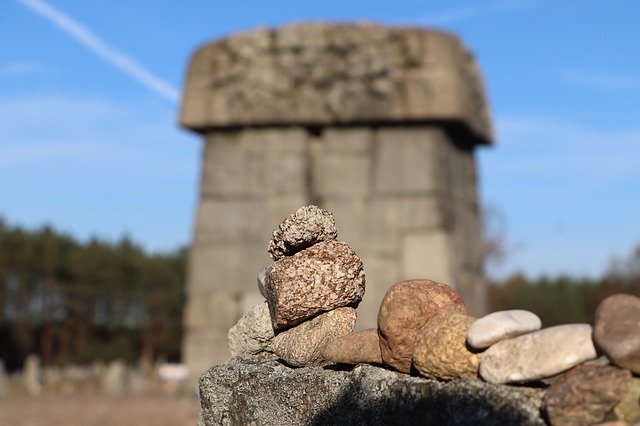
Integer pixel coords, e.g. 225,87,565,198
229,205,364,367
223,205,640,426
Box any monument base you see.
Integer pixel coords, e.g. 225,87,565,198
197,357,544,425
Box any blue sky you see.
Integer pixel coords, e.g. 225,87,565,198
1,0,639,279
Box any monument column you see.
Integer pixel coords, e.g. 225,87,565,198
179,23,493,379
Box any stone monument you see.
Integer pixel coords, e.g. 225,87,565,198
179,22,493,378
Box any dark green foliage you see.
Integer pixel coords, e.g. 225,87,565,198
488,247,640,327
0,219,185,371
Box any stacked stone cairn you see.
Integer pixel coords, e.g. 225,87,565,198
228,205,640,425
228,205,365,368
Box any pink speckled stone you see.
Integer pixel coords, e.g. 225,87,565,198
265,240,365,330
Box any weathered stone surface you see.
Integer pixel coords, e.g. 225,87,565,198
479,324,597,384
103,360,126,395
321,328,383,365
181,23,493,145
594,294,640,373
467,309,542,350
227,302,276,359
198,357,545,426
413,314,480,381
543,364,631,426
271,307,357,367
614,378,640,424
265,240,365,330
24,354,42,396
268,205,338,261
377,279,467,373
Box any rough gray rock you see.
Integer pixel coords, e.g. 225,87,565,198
268,205,338,261
198,357,545,425
543,364,631,426
271,307,357,367
265,240,365,330
227,302,276,359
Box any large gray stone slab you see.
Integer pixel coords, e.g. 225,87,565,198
373,127,445,194
198,357,544,425
180,23,493,145
200,128,309,198
187,243,270,293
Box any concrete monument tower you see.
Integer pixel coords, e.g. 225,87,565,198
179,23,493,378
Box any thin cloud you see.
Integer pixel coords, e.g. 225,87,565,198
0,61,48,76
0,93,197,253
557,69,640,91
14,0,179,102
0,94,194,172
483,116,640,199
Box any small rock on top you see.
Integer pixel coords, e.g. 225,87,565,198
268,205,338,261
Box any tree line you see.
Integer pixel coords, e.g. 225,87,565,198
0,218,185,371
488,245,640,326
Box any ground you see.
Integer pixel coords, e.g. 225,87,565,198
0,395,200,426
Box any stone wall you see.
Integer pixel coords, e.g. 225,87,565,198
179,22,493,379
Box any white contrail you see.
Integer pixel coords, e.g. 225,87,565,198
15,0,179,102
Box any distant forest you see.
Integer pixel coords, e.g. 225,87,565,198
0,219,185,371
0,218,638,371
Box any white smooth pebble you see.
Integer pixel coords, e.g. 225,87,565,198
466,309,541,350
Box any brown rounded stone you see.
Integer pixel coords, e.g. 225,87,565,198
594,294,640,373
321,328,383,365
265,240,365,330
413,314,480,381
544,364,631,426
271,307,357,367
377,279,467,373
